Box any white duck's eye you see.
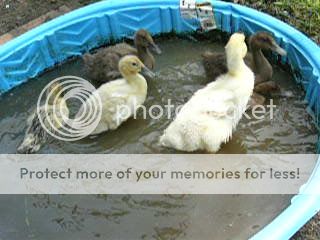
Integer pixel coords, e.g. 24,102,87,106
132,62,138,66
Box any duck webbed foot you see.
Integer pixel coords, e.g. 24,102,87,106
254,81,280,95
247,92,266,110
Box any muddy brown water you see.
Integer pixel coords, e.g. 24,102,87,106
0,37,318,239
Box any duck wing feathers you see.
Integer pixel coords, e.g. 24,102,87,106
77,80,140,135
83,43,138,84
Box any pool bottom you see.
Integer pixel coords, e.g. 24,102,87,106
0,195,291,240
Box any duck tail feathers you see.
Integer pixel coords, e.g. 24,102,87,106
17,133,44,154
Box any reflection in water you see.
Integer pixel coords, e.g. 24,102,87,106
0,36,317,239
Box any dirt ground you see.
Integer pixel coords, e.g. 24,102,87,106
0,0,319,239
0,0,98,35
292,212,320,240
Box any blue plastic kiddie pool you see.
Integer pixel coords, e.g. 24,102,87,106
0,0,319,239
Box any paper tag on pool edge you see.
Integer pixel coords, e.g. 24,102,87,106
180,0,197,19
196,2,217,31
180,0,217,31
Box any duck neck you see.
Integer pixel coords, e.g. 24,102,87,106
227,56,247,76
251,47,272,74
136,45,152,66
123,73,148,93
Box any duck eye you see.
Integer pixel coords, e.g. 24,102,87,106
132,62,138,67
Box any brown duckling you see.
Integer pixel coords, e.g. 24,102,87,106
202,32,286,103
83,29,161,85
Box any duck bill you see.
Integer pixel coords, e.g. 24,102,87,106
271,43,287,56
150,43,162,55
141,66,156,79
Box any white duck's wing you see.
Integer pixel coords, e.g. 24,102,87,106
100,90,133,119
196,89,237,118
98,80,135,115
76,80,135,134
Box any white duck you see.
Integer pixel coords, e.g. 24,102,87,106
78,55,154,135
160,33,255,152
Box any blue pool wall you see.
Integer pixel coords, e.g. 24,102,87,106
0,0,319,239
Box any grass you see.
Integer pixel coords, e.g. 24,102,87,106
241,0,320,44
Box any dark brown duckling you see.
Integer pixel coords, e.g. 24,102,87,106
133,29,161,69
83,29,161,85
202,32,286,101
